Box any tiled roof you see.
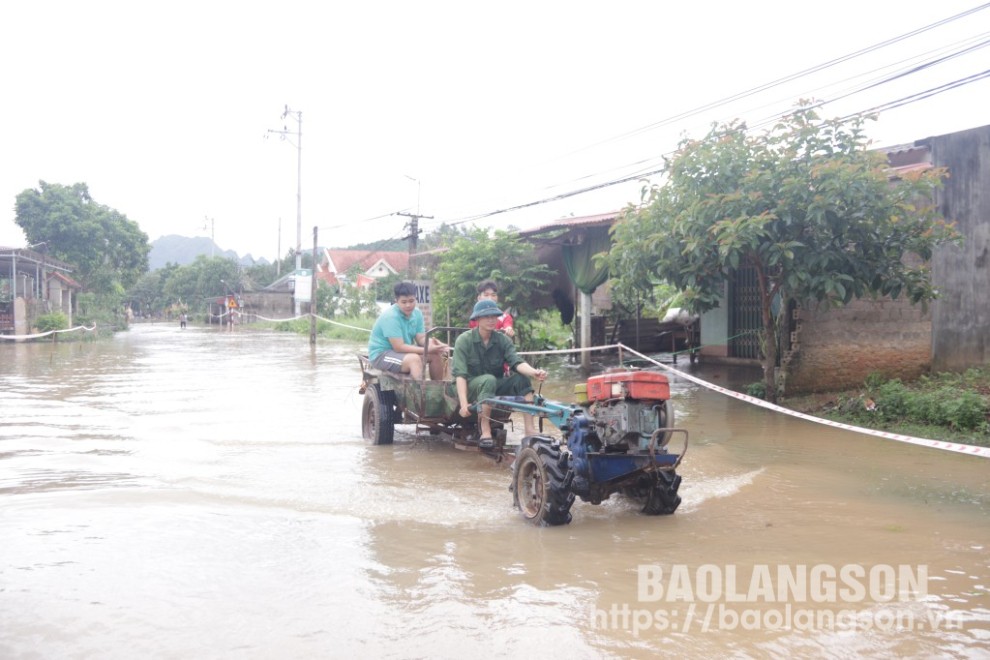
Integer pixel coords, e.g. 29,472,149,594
324,249,408,274
46,271,82,288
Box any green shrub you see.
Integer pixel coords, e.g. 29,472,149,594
864,371,888,390
517,309,572,352
34,312,69,333
746,381,767,399
919,387,988,431
865,377,988,432
813,367,990,444
272,316,374,342
872,379,912,422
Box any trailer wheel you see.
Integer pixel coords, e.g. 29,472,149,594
640,470,682,515
362,384,396,446
512,441,575,526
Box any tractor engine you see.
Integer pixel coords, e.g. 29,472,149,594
580,371,674,452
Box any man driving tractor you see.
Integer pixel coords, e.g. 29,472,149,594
452,299,547,448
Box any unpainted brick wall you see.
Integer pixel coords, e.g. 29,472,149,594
785,297,931,393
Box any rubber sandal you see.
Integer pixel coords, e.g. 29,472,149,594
478,437,494,449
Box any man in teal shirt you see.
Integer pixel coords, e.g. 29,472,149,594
369,281,448,379
452,299,547,446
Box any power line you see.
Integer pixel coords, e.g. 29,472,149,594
515,16,990,203
441,65,990,227
334,4,990,234
556,2,990,159
844,67,990,117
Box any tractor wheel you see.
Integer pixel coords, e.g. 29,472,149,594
362,384,396,446
640,470,682,515
512,441,575,526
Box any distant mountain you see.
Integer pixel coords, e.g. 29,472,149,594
149,235,269,270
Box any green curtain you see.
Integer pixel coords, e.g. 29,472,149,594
562,226,610,295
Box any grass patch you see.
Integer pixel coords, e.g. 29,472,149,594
268,315,375,342
781,368,990,448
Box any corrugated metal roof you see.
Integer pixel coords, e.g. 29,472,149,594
516,211,621,238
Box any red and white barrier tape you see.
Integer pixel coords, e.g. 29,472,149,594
618,344,990,459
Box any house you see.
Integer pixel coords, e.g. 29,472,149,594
517,213,618,371
46,271,82,324
512,123,989,392
316,249,409,289
238,269,308,320
516,212,700,369
0,247,79,336
698,123,990,393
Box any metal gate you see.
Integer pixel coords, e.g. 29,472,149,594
728,266,762,359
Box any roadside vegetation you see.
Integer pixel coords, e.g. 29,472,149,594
270,316,375,342
778,369,990,447
269,228,575,356
33,312,68,333
15,181,150,333
606,102,959,403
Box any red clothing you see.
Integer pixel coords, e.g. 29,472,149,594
468,311,514,332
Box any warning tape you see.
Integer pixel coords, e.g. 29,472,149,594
0,325,97,341
617,344,990,459
329,321,987,456
245,312,370,331
518,342,990,458
312,314,371,332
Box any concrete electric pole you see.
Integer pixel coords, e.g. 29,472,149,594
267,105,303,314
396,211,433,277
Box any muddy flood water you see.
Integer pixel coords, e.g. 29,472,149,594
1,323,988,659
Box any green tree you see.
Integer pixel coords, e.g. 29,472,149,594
243,261,278,289
161,256,241,309
432,228,553,334
127,269,165,317
609,105,958,402
373,271,402,302
315,279,339,317
418,222,471,251
15,181,150,291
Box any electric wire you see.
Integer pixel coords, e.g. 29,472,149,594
557,2,990,158
350,4,990,234
506,31,990,218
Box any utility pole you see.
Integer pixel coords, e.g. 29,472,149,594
396,211,432,277
204,216,215,257
266,105,303,289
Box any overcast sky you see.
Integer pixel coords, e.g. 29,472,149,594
2,1,988,262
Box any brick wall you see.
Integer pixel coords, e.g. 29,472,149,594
785,297,932,393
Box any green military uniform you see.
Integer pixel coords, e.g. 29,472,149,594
452,327,533,403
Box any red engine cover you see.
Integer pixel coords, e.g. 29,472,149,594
586,370,670,402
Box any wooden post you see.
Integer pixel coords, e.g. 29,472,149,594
580,290,592,373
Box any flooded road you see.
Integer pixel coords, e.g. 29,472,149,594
2,323,988,658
